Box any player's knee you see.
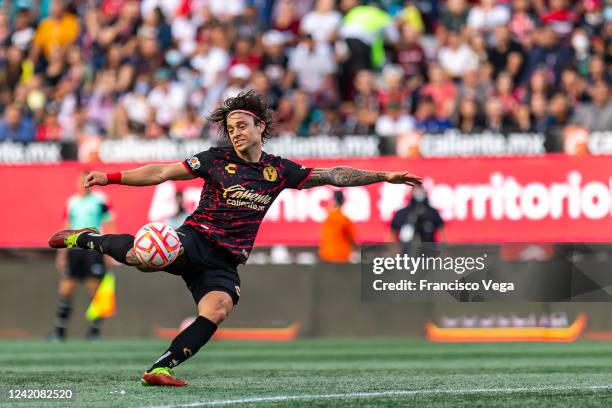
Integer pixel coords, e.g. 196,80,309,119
203,309,227,324
200,299,232,324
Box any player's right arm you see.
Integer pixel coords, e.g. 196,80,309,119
84,162,195,187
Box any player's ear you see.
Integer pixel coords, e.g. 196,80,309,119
255,120,265,136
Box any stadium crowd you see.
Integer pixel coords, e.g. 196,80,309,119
0,0,610,145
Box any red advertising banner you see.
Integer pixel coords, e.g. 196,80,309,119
2,154,612,247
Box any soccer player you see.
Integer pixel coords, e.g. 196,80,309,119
49,90,421,386
50,172,114,341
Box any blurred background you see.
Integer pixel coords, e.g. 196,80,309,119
0,0,611,342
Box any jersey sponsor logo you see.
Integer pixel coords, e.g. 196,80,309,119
263,166,278,182
222,184,272,211
187,156,201,170
225,163,237,174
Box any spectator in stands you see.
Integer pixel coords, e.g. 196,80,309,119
439,0,469,35
466,0,510,36
570,81,612,132
275,89,316,136
521,24,572,85
86,70,117,134
29,0,80,65
11,8,35,51
351,69,379,115
394,24,427,86
510,103,534,132
233,5,265,39
545,92,572,151
249,70,282,110
229,37,261,71
410,0,440,33
530,93,552,133
338,1,399,99
190,24,230,113
261,30,289,88
345,105,377,135
586,55,611,85
487,24,525,79
484,97,513,133
222,64,253,100
456,68,491,108
505,50,525,85
517,68,551,103
0,104,36,142
272,0,301,43
315,102,346,137
396,1,426,34
375,102,415,137
571,28,592,76
420,64,457,120
377,64,410,111
438,30,479,80
455,98,485,133
300,0,342,44
539,0,576,37
0,46,25,105
559,67,589,106
319,190,356,263
170,105,204,139
414,97,452,134
509,0,537,45
492,72,520,115
286,34,337,97
36,105,63,141
147,68,187,130
44,44,66,89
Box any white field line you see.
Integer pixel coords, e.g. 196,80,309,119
136,384,612,408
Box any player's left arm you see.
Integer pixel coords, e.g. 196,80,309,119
300,167,422,188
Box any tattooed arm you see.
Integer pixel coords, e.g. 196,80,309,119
300,167,422,189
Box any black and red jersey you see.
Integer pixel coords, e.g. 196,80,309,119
182,146,313,264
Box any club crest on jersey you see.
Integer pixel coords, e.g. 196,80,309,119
225,163,237,174
263,166,278,182
187,157,201,170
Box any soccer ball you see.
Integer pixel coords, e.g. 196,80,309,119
133,223,182,268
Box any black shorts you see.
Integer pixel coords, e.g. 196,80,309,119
164,225,241,305
66,249,105,279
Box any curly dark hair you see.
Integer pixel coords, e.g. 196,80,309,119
208,90,275,143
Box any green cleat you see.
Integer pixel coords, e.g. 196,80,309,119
48,228,99,249
141,367,187,386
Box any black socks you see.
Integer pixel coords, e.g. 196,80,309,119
76,233,134,264
55,296,72,334
149,316,218,371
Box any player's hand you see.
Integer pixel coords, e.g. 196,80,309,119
84,171,108,188
385,171,422,186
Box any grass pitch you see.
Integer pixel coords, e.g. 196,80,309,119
1,339,612,407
